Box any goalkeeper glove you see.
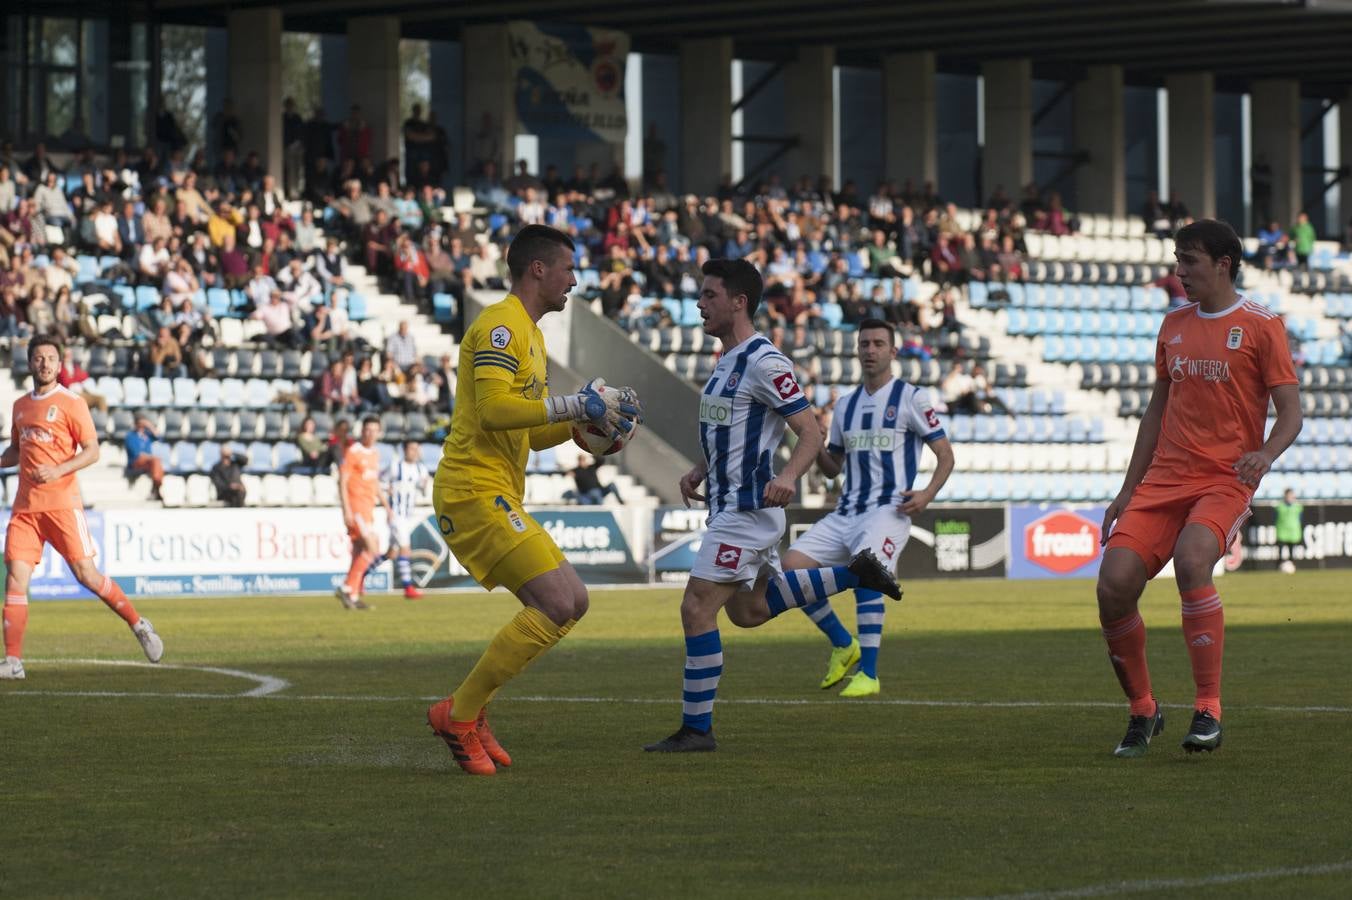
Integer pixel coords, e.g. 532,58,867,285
544,378,641,437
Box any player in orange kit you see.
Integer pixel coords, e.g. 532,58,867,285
0,336,163,680
1097,219,1301,757
335,415,389,610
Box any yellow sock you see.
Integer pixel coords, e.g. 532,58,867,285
450,607,563,722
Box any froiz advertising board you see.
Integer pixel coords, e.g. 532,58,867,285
1008,505,1107,579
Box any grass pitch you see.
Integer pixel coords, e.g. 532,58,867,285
3,572,1351,899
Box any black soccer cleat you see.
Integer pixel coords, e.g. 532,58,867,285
1181,710,1223,753
643,725,717,753
847,548,903,601
1112,703,1164,758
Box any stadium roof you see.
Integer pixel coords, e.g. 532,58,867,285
139,0,1352,95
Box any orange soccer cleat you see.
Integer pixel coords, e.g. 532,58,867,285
403,585,423,600
426,698,495,775
475,709,512,768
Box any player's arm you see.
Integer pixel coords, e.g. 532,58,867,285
529,421,574,451
1235,383,1301,486
0,436,18,469
901,436,955,516
679,460,709,508
816,410,844,479
1102,378,1168,542
765,407,824,507
476,376,638,436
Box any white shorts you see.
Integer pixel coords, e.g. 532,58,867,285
788,505,911,574
389,516,420,548
690,508,785,591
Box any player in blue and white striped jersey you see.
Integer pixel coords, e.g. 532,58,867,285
644,261,902,754
382,441,431,599
784,318,955,698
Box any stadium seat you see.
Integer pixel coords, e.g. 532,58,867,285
199,442,222,472
242,474,265,507
260,474,289,506
148,377,174,407
312,474,339,506
123,377,148,407
172,377,197,407
245,441,274,473
159,476,187,507
286,474,314,506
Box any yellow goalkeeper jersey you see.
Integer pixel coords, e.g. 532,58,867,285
437,294,550,500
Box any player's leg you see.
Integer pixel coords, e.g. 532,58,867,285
643,575,736,752
1,557,35,679
840,507,912,698
723,552,900,628
1174,490,1248,752
394,519,421,600
338,520,375,608
782,547,859,689
67,554,163,664
428,533,576,774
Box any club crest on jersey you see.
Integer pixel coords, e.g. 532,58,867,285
489,325,512,349
725,372,740,390
714,543,742,569
884,405,898,425
1226,326,1243,350
46,405,58,422
772,371,800,400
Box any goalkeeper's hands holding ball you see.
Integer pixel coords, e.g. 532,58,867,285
545,377,642,440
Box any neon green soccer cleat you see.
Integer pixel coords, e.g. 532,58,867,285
839,672,880,698
820,638,861,689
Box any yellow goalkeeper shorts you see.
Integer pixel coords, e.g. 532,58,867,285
433,491,564,592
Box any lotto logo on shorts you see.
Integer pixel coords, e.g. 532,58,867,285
881,537,896,560
715,544,743,569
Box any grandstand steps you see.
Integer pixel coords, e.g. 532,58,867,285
343,265,456,358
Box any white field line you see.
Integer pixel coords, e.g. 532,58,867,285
966,858,1352,899
1,661,1350,714
23,658,290,697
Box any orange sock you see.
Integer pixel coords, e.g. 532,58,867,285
1101,612,1155,716
3,594,29,658
346,552,374,595
96,577,139,627
1181,585,1224,719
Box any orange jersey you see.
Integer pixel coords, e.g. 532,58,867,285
1146,297,1298,487
10,385,98,513
340,442,381,517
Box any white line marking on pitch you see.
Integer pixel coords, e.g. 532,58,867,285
1,670,1350,716
966,858,1352,899
23,658,290,697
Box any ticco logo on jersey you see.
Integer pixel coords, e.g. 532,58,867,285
772,372,800,400
714,543,742,569
1167,355,1231,384
1024,510,1101,574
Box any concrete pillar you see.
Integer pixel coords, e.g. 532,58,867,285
1251,79,1302,226
1341,89,1352,240
429,41,464,184
882,51,937,186
227,7,283,178
1074,65,1126,217
982,59,1033,205
347,16,401,166
462,24,516,177
680,37,732,196
320,35,348,120
784,45,835,183
1166,72,1216,219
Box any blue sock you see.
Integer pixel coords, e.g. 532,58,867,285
801,599,853,648
855,590,886,677
397,555,412,587
682,629,722,733
765,566,860,618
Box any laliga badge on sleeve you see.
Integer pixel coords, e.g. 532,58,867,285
1226,326,1243,350
490,325,512,350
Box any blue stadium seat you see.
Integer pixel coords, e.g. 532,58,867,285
245,441,274,473
432,292,456,323
171,442,199,474
347,293,368,320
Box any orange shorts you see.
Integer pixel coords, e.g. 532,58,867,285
347,512,373,544
5,508,98,566
1105,480,1253,578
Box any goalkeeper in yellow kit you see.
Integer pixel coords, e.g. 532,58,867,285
426,224,641,775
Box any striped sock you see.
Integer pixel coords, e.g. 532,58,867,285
855,590,887,677
1181,585,1225,719
396,555,412,587
765,566,859,618
363,554,385,581
4,593,29,658
681,629,723,733
801,599,853,649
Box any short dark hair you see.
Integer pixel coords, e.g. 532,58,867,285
856,317,896,344
701,257,763,319
361,415,380,429
506,224,575,279
1174,219,1243,283
27,335,62,364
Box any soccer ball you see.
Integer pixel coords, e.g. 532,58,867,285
571,385,638,456
572,417,637,456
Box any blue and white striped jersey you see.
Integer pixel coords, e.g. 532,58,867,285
698,334,810,519
828,378,946,516
383,458,430,520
